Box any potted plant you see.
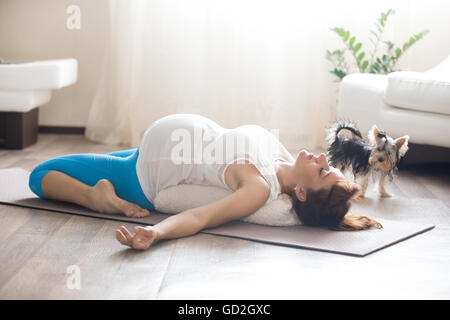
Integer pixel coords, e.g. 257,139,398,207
326,9,429,81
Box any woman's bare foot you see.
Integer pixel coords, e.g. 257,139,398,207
115,225,159,250
88,179,150,218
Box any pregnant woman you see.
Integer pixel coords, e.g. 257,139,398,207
29,114,381,250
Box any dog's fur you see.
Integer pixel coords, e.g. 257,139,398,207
326,120,409,198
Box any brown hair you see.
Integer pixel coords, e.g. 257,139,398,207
291,179,382,231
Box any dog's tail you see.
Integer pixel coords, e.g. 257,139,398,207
325,120,363,146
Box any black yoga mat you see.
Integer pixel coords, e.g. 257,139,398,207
0,168,435,257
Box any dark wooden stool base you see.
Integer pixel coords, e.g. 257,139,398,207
0,108,39,149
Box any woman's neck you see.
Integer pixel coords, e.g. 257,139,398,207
274,159,297,194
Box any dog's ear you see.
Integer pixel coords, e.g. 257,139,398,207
368,125,382,145
395,135,409,157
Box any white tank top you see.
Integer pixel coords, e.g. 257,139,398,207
136,113,294,205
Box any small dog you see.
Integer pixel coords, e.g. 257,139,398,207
326,120,409,198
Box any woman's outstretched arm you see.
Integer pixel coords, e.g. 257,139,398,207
115,178,271,250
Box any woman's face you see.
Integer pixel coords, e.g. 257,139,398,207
294,149,345,192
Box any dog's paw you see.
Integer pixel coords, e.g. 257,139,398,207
379,191,392,198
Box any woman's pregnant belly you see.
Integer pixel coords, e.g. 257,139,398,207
136,113,229,202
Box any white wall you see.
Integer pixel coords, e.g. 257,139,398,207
0,0,109,127
0,0,449,127
401,0,450,71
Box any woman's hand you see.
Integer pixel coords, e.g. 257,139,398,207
115,225,159,250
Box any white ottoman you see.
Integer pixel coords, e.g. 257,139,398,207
0,59,78,149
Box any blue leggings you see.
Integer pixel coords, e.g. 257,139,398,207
28,148,154,210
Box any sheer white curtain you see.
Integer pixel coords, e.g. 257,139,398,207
85,0,438,151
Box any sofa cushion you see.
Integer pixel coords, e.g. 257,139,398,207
384,55,450,116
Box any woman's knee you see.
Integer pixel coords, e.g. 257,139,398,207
28,167,53,199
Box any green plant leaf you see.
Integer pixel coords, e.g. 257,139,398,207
414,30,429,41
370,30,379,39
380,9,395,26
362,60,369,71
330,68,347,80
353,42,362,54
380,14,386,27
330,49,344,59
373,62,381,73
384,41,394,51
330,27,343,37
401,30,429,52
357,52,365,63
349,36,355,47
376,24,383,33
395,48,402,59
343,31,350,41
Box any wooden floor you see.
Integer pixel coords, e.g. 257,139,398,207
0,134,449,299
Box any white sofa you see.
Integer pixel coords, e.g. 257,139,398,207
338,55,450,158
